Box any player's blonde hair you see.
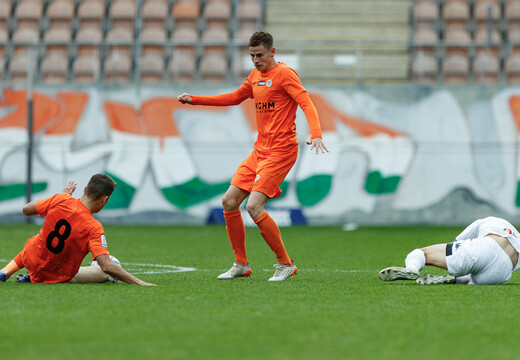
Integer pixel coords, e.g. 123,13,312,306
85,174,117,200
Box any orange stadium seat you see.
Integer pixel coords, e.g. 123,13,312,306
505,52,520,81
199,51,227,82
172,0,200,30
0,25,6,58
442,53,470,83
506,0,520,23
236,0,262,28
73,53,100,83
15,0,43,31
104,51,132,83
203,0,232,30
412,51,438,83
171,25,199,56
443,0,470,32
508,23,520,45
40,51,68,83
444,25,472,56
77,0,105,30
474,0,501,26
141,0,169,30
474,23,502,56
11,26,39,55
139,52,164,83
413,23,438,55
473,51,500,83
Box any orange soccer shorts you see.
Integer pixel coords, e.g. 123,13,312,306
231,147,298,199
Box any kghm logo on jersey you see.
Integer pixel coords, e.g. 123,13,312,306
258,81,266,86
256,102,275,110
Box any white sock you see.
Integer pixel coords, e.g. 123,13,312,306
405,249,425,272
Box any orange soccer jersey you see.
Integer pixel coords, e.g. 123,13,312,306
20,193,109,283
190,62,322,152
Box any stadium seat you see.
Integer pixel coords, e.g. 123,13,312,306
444,25,472,56
15,0,43,31
172,0,200,30
474,0,501,26
40,51,68,83
169,49,196,82
171,25,199,57
505,52,520,81
506,0,520,23
43,26,72,57
106,26,134,57
141,0,169,30
442,53,470,83
508,23,520,44
141,25,167,56
202,25,229,57
0,0,11,30
412,51,438,83
104,51,133,83
199,51,227,82
11,27,39,55
236,0,262,28
442,0,470,32
75,25,103,56
77,0,106,30
0,25,6,58
203,0,232,30
413,23,438,55
8,50,31,83
473,51,500,83
234,22,256,45
109,0,136,30
474,23,502,56
414,0,438,25
46,0,75,31
139,52,164,83
72,53,100,83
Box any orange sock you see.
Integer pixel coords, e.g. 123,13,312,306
224,210,248,265
2,253,24,276
254,212,292,265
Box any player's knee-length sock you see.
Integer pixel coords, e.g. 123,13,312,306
224,210,248,265
254,212,292,265
405,249,425,271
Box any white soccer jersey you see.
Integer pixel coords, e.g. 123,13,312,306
455,216,520,271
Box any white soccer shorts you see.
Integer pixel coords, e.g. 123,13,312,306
446,236,513,285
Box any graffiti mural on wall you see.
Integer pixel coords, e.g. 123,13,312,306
1,86,520,224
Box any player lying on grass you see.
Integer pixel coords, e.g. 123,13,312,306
379,216,520,285
0,174,155,286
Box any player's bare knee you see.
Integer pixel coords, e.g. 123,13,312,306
246,202,263,220
222,193,240,211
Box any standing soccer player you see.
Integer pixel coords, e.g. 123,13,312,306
177,31,328,281
0,174,155,286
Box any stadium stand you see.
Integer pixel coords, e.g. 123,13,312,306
5,0,520,86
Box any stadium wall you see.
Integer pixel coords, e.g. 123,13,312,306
1,84,520,226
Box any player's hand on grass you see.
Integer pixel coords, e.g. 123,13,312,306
63,181,77,195
177,93,192,104
307,137,329,154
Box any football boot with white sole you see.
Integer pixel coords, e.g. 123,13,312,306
217,262,252,280
378,267,420,281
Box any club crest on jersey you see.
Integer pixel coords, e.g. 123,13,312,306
101,234,107,248
258,81,266,86
266,79,272,87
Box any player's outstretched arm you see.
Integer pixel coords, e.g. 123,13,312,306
306,137,329,154
97,254,157,286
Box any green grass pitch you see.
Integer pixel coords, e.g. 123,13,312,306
0,223,518,360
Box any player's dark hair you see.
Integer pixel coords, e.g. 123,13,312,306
248,31,273,49
85,174,117,200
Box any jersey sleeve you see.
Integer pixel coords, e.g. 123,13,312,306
35,193,70,218
191,80,253,106
88,223,110,260
281,67,322,139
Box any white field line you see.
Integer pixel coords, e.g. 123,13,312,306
0,259,376,275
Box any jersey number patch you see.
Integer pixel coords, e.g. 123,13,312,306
46,219,71,254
